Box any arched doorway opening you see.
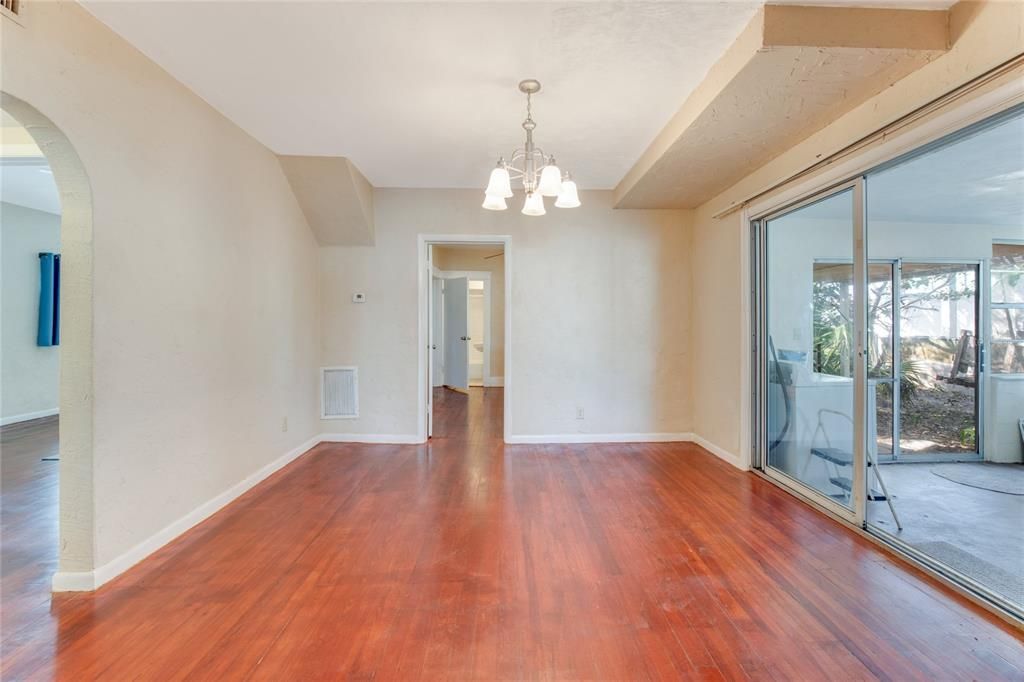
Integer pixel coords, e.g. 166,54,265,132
1,92,94,594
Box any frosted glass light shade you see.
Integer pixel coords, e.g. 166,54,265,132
482,193,508,211
537,164,562,196
555,180,581,208
485,167,513,198
522,192,546,216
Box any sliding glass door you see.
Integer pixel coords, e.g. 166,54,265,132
863,108,1022,613
754,104,1024,618
757,184,863,518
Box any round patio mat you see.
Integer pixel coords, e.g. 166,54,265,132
931,463,1024,496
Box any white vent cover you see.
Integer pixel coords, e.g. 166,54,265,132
321,366,358,419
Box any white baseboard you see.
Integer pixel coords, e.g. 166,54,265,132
1,407,58,427
320,433,422,444
505,432,693,444
51,434,322,592
50,570,95,592
688,433,745,469
484,376,504,387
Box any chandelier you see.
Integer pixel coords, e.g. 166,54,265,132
482,79,581,216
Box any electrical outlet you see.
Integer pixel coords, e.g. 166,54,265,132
576,407,585,420
281,417,288,432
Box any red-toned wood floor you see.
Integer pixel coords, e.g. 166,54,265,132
2,389,1021,680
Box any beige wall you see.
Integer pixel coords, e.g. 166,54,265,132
691,209,745,458
2,1,320,576
1,202,61,422
320,189,692,439
432,245,505,379
689,0,1024,463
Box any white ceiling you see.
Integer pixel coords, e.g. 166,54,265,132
81,1,767,189
787,110,1024,227
1,162,61,215
868,111,1024,226
1,112,60,214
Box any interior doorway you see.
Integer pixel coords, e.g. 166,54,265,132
1,108,62,627
418,237,510,442
1,91,94,599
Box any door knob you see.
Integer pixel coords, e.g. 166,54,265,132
460,336,470,341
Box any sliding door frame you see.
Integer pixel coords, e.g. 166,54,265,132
751,178,868,527
747,94,1024,623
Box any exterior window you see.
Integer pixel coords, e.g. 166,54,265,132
991,242,1024,374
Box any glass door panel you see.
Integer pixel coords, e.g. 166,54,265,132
868,262,897,461
764,188,857,512
897,262,980,457
863,106,1023,615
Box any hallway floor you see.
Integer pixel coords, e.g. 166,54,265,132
2,395,1022,680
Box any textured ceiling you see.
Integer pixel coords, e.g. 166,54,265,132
80,1,763,189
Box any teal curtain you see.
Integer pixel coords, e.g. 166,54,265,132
37,252,60,347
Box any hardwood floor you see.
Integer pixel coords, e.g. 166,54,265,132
2,391,1022,680
1,416,59,646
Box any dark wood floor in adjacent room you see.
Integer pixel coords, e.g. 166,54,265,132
2,389,1021,680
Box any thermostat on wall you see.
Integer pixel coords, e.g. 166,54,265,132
352,293,366,303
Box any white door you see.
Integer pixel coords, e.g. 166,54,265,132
443,276,469,391
431,276,444,387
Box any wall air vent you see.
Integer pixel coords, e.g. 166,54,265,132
1,0,20,17
321,366,358,419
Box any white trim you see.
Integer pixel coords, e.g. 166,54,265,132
52,434,323,592
689,433,745,469
484,376,504,387
319,433,421,444
506,432,692,444
50,571,94,592
1,407,58,426
418,234,512,444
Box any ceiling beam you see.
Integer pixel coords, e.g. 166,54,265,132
613,4,949,209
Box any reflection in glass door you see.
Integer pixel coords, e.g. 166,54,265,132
760,186,859,515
